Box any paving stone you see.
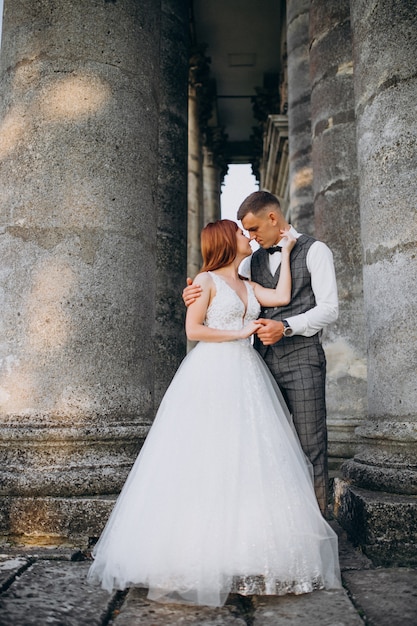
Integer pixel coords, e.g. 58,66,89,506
112,588,247,625
252,589,364,625
0,543,77,561
0,544,414,626
0,556,31,592
342,568,417,626
0,560,116,626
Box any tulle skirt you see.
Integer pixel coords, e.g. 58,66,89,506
88,339,341,607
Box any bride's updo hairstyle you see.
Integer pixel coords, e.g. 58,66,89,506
200,219,238,272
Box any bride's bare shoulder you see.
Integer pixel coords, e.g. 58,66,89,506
193,272,214,287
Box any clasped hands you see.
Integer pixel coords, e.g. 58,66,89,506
182,285,287,345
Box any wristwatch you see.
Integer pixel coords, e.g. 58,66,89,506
282,320,293,337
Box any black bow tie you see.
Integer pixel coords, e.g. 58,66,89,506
266,245,282,254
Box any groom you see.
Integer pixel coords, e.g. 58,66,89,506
183,191,338,516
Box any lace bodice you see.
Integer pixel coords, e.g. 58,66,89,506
205,272,261,331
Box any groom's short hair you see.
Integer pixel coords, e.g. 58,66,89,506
237,191,281,220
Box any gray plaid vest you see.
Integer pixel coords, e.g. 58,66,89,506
250,234,321,357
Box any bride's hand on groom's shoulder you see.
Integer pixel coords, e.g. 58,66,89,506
280,229,296,253
183,277,202,306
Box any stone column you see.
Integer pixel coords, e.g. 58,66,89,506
335,0,417,565
309,0,366,472
0,0,187,542
187,61,204,279
261,114,289,213
286,0,314,233
186,48,214,353
202,145,221,225
154,0,188,406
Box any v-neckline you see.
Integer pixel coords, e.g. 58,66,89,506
210,272,249,317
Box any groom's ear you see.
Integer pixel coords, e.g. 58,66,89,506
267,210,279,225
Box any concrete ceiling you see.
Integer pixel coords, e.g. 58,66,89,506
191,0,284,163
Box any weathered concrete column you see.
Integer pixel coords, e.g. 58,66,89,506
261,114,289,209
0,0,188,542
154,0,188,405
187,78,204,279
335,0,417,565
286,0,314,234
202,146,221,225
309,0,366,472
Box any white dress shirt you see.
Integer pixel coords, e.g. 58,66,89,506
239,226,339,337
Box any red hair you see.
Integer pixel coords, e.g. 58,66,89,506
200,219,238,272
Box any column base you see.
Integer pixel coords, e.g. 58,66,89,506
0,495,116,546
333,478,417,566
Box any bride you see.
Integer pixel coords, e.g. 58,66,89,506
88,219,341,607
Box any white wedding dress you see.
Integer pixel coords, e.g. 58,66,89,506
88,272,341,607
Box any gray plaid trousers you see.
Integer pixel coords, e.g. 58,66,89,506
262,341,329,515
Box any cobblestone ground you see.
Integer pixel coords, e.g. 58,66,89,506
0,522,416,625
